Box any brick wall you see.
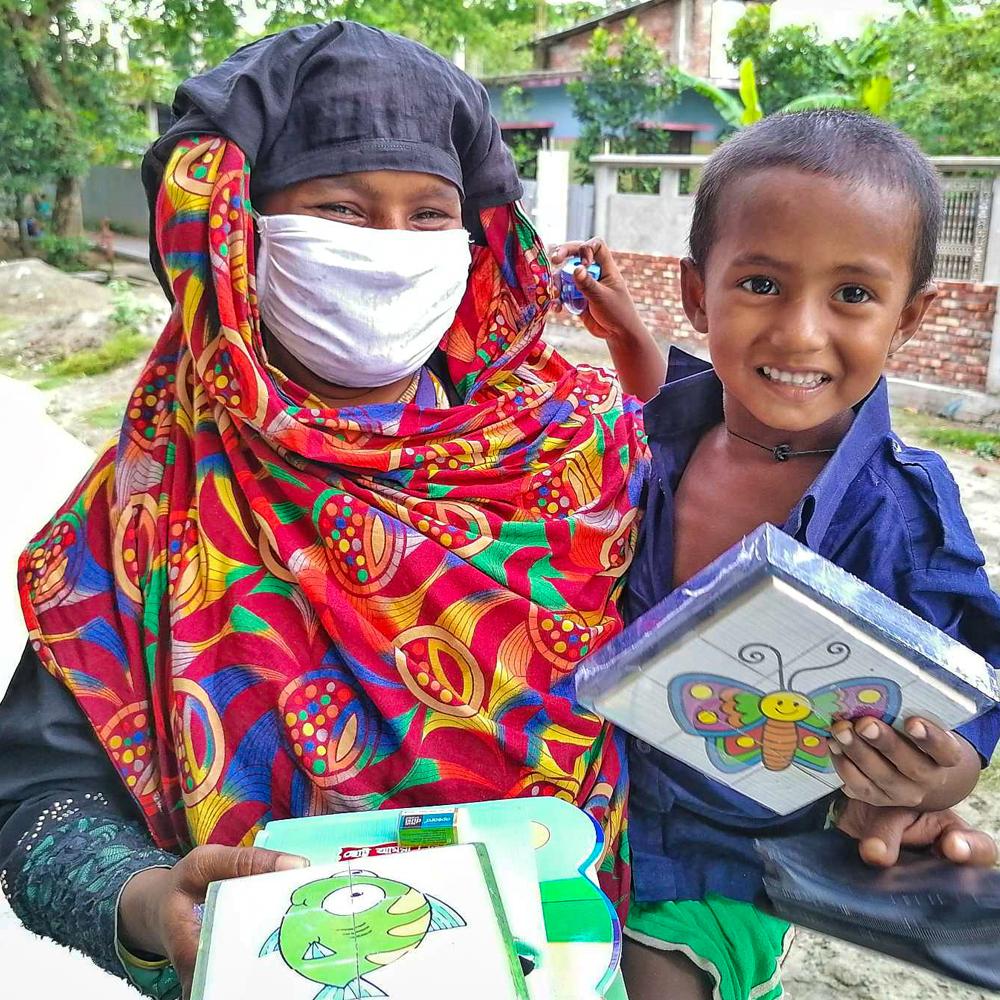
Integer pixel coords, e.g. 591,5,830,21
539,2,678,71
611,251,998,393
887,284,997,390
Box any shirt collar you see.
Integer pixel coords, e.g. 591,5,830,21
643,347,894,546
643,347,720,442
788,376,892,546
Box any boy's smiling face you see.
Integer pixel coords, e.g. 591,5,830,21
681,167,936,436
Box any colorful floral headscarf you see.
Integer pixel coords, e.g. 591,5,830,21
20,136,648,913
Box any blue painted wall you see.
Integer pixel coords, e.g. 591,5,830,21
485,82,728,146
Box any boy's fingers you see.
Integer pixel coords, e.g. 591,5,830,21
549,241,591,267
583,237,621,278
854,718,940,785
835,755,895,807
834,728,923,807
573,265,602,294
903,717,963,767
938,827,998,867
850,806,918,867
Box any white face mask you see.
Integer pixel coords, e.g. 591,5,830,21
255,214,472,388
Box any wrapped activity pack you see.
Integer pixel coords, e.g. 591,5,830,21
577,524,999,815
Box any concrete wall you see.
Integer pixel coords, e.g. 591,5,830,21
82,165,149,234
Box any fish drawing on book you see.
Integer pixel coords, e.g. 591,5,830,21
259,869,466,1000
668,642,902,774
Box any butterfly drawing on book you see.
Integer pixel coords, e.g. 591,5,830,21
667,642,902,774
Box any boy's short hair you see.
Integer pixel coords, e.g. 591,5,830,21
689,110,941,298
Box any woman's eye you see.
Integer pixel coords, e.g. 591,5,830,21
834,285,871,304
413,210,448,222
320,204,359,217
739,276,778,296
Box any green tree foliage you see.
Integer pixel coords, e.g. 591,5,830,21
726,5,840,114
0,2,145,237
882,2,1000,155
568,18,681,187
720,0,998,154
723,4,893,119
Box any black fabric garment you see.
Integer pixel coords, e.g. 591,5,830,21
141,21,521,299
0,643,141,863
0,644,178,993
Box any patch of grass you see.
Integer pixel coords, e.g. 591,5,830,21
916,427,1000,460
42,328,152,379
82,402,126,429
37,234,91,272
35,373,72,390
981,762,1000,794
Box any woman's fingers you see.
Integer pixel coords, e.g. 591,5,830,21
168,846,309,997
177,845,308,894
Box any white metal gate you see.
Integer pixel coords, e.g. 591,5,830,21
934,176,993,282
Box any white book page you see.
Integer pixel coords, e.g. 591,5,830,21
196,844,525,1000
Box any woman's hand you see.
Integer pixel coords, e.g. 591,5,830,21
118,845,309,999
836,798,998,868
549,238,666,401
829,716,981,811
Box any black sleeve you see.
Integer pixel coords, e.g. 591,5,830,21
0,643,180,994
0,642,143,861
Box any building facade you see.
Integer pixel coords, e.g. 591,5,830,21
482,0,756,157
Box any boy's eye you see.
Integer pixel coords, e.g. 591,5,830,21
834,285,872,304
739,276,778,296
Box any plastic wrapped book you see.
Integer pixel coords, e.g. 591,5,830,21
191,843,529,1000
577,524,999,816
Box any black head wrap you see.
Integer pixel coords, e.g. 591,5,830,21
141,21,522,297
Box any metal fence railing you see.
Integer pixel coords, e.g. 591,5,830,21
935,175,994,282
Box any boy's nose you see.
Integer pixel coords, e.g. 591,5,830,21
769,297,828,353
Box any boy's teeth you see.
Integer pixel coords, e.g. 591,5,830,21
761,366,827,388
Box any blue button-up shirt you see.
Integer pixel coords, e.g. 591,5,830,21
627,348,1000,905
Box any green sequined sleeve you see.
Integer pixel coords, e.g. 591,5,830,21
1,794,181,999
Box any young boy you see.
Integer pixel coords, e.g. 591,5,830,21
557,110,1000,1000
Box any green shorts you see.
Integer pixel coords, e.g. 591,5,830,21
624,894,793,1000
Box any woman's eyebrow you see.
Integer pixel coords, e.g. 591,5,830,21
308,176,457,202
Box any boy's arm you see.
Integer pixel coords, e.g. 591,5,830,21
549,238,667,401
825,454,1000,813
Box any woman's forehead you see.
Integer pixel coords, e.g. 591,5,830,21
291,171,461,198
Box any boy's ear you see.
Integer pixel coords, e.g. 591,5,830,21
680,257,709,335
889,283,937,355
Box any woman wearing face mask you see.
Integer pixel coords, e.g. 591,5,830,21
0,22,655,999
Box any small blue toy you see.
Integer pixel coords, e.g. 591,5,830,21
559,257,602,315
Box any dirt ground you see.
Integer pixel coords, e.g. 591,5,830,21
1,259,998,999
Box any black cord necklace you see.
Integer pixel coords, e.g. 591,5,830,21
727,427,838,462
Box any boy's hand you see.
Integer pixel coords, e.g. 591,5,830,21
549,238,647,344
548,238,666,401
829,716,981,811
836,799,998,868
